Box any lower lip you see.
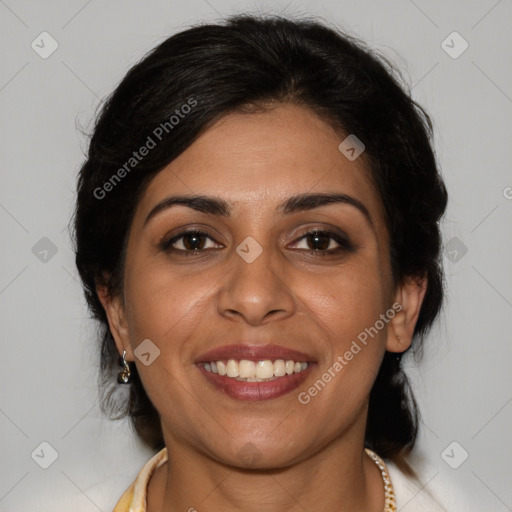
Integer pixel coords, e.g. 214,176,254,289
197,364,314,401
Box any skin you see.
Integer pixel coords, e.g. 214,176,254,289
98,103,426,512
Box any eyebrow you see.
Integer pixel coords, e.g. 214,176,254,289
144,193,373,226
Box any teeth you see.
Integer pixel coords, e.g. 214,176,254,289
273,359,286,377
256,360,274,379
217,361,226,376
202,358,310,381
239,360,256,378
226,359,239,378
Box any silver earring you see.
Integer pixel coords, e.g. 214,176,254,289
117,350,132,384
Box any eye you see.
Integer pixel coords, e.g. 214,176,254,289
291,229,353,255
160,228,353,257
160,229,222,255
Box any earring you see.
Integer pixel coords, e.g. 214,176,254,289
117,350,132,384
396,334,406,345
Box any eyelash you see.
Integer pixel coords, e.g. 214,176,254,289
160,228,353,257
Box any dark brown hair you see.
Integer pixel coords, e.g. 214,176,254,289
73,14,447,474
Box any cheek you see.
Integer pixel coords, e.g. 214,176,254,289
302,258,391,389
296,266,390,415
121,262,210,429
121,259,216,408
306,258,391,338
123,260,208,348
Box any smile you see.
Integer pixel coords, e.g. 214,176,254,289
195,344,315,400
201,358,310,382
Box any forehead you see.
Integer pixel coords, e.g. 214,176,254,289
136,103,382,222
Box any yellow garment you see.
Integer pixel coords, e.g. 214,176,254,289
113,447,168,512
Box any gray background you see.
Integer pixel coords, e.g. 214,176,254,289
1,0,511,510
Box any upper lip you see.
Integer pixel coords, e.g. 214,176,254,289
195,344,315,363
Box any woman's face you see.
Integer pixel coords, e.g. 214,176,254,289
104,103,420,468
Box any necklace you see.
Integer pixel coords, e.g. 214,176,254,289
365,448,397,511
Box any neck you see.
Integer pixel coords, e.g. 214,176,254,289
148,424,385,512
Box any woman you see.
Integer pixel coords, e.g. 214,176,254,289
74,14,450,511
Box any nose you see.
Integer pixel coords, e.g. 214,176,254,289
217,238,297,326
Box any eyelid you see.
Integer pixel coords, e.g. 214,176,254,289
292,225,350,241
160,226,354,257
160,228,222,252
289,228,353,252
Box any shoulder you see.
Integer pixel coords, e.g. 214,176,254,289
386,458,471,512
45,449,167,512
387,462,447,511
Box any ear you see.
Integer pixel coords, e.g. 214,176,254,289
96,283,133,361
386,275,427,353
